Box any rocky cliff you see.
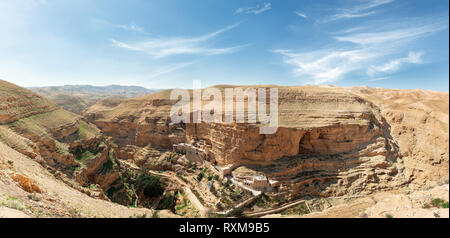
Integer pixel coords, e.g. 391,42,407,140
85,85,448,197
83,91,185,157
1,79,448,217
183,86,403,197
349,87,449,188
0,80,170,211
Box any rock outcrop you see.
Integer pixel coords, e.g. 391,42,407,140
3,78,446,217
349,87,449,188
85,85,448,198
183,87,403,197
83,91,185,156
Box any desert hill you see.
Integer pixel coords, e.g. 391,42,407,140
81,84,448,217
29,85,158,114
0,80,177,217
1,79,448,218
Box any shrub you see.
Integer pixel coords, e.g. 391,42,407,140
3,200,24,211
10,174,42,193
385,213,393,218
166,153,175,162
197,172,204,181
428,198,449,208
197,168,208,181
157,192,175,210
431,198,447,208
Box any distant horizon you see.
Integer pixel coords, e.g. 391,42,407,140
3,79,448,93
1,0,448,91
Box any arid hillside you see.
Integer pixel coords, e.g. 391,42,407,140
348,86,449,188
0,80,178,217
29,85,157,114
83,84,448,210
1,79,448,218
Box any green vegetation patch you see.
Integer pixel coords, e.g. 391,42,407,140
76,150,98,163
197,168,208,181
77,120,101,140
157,192,175,210
423,198,449,209
1,198,25,211
280,203,310,216
136,174,164,198
19,109,76,131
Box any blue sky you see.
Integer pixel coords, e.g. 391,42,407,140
0,0,448,91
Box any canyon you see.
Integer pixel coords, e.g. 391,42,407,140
1,79,448,218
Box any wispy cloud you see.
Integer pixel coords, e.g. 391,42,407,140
273,18,447,84
273,48,377,84
112,23,244,58
145,62,195,80
367,76,391,82
116,23,145,33
335,22,447,45
368,51,424,76
90,18,147,34
235,2,272,15
322,0,393,22
295,11,308,19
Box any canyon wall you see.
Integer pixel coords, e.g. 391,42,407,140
83,85,449,196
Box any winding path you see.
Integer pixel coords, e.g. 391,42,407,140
148,170,208,217
243,199,309,217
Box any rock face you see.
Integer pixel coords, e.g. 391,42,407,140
0,81,154,209
184,87,403,197
83,91,185,156
70,136,119,190
1,79,448,217
84,85,449,198
1,80,81,169
186,120,389,165
349,87,449,188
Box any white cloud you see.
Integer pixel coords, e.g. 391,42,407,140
117,23,145,33
335,21,448,46
111,23,244,58
368,51,424,76
90,19,147,34
273,18,446,84
273,49,378,84
295,11,308,19
332,10,377,20
322,0,393,22
234,2,272,15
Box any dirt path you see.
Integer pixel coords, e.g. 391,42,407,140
244,199,307,217
148,170,208,217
